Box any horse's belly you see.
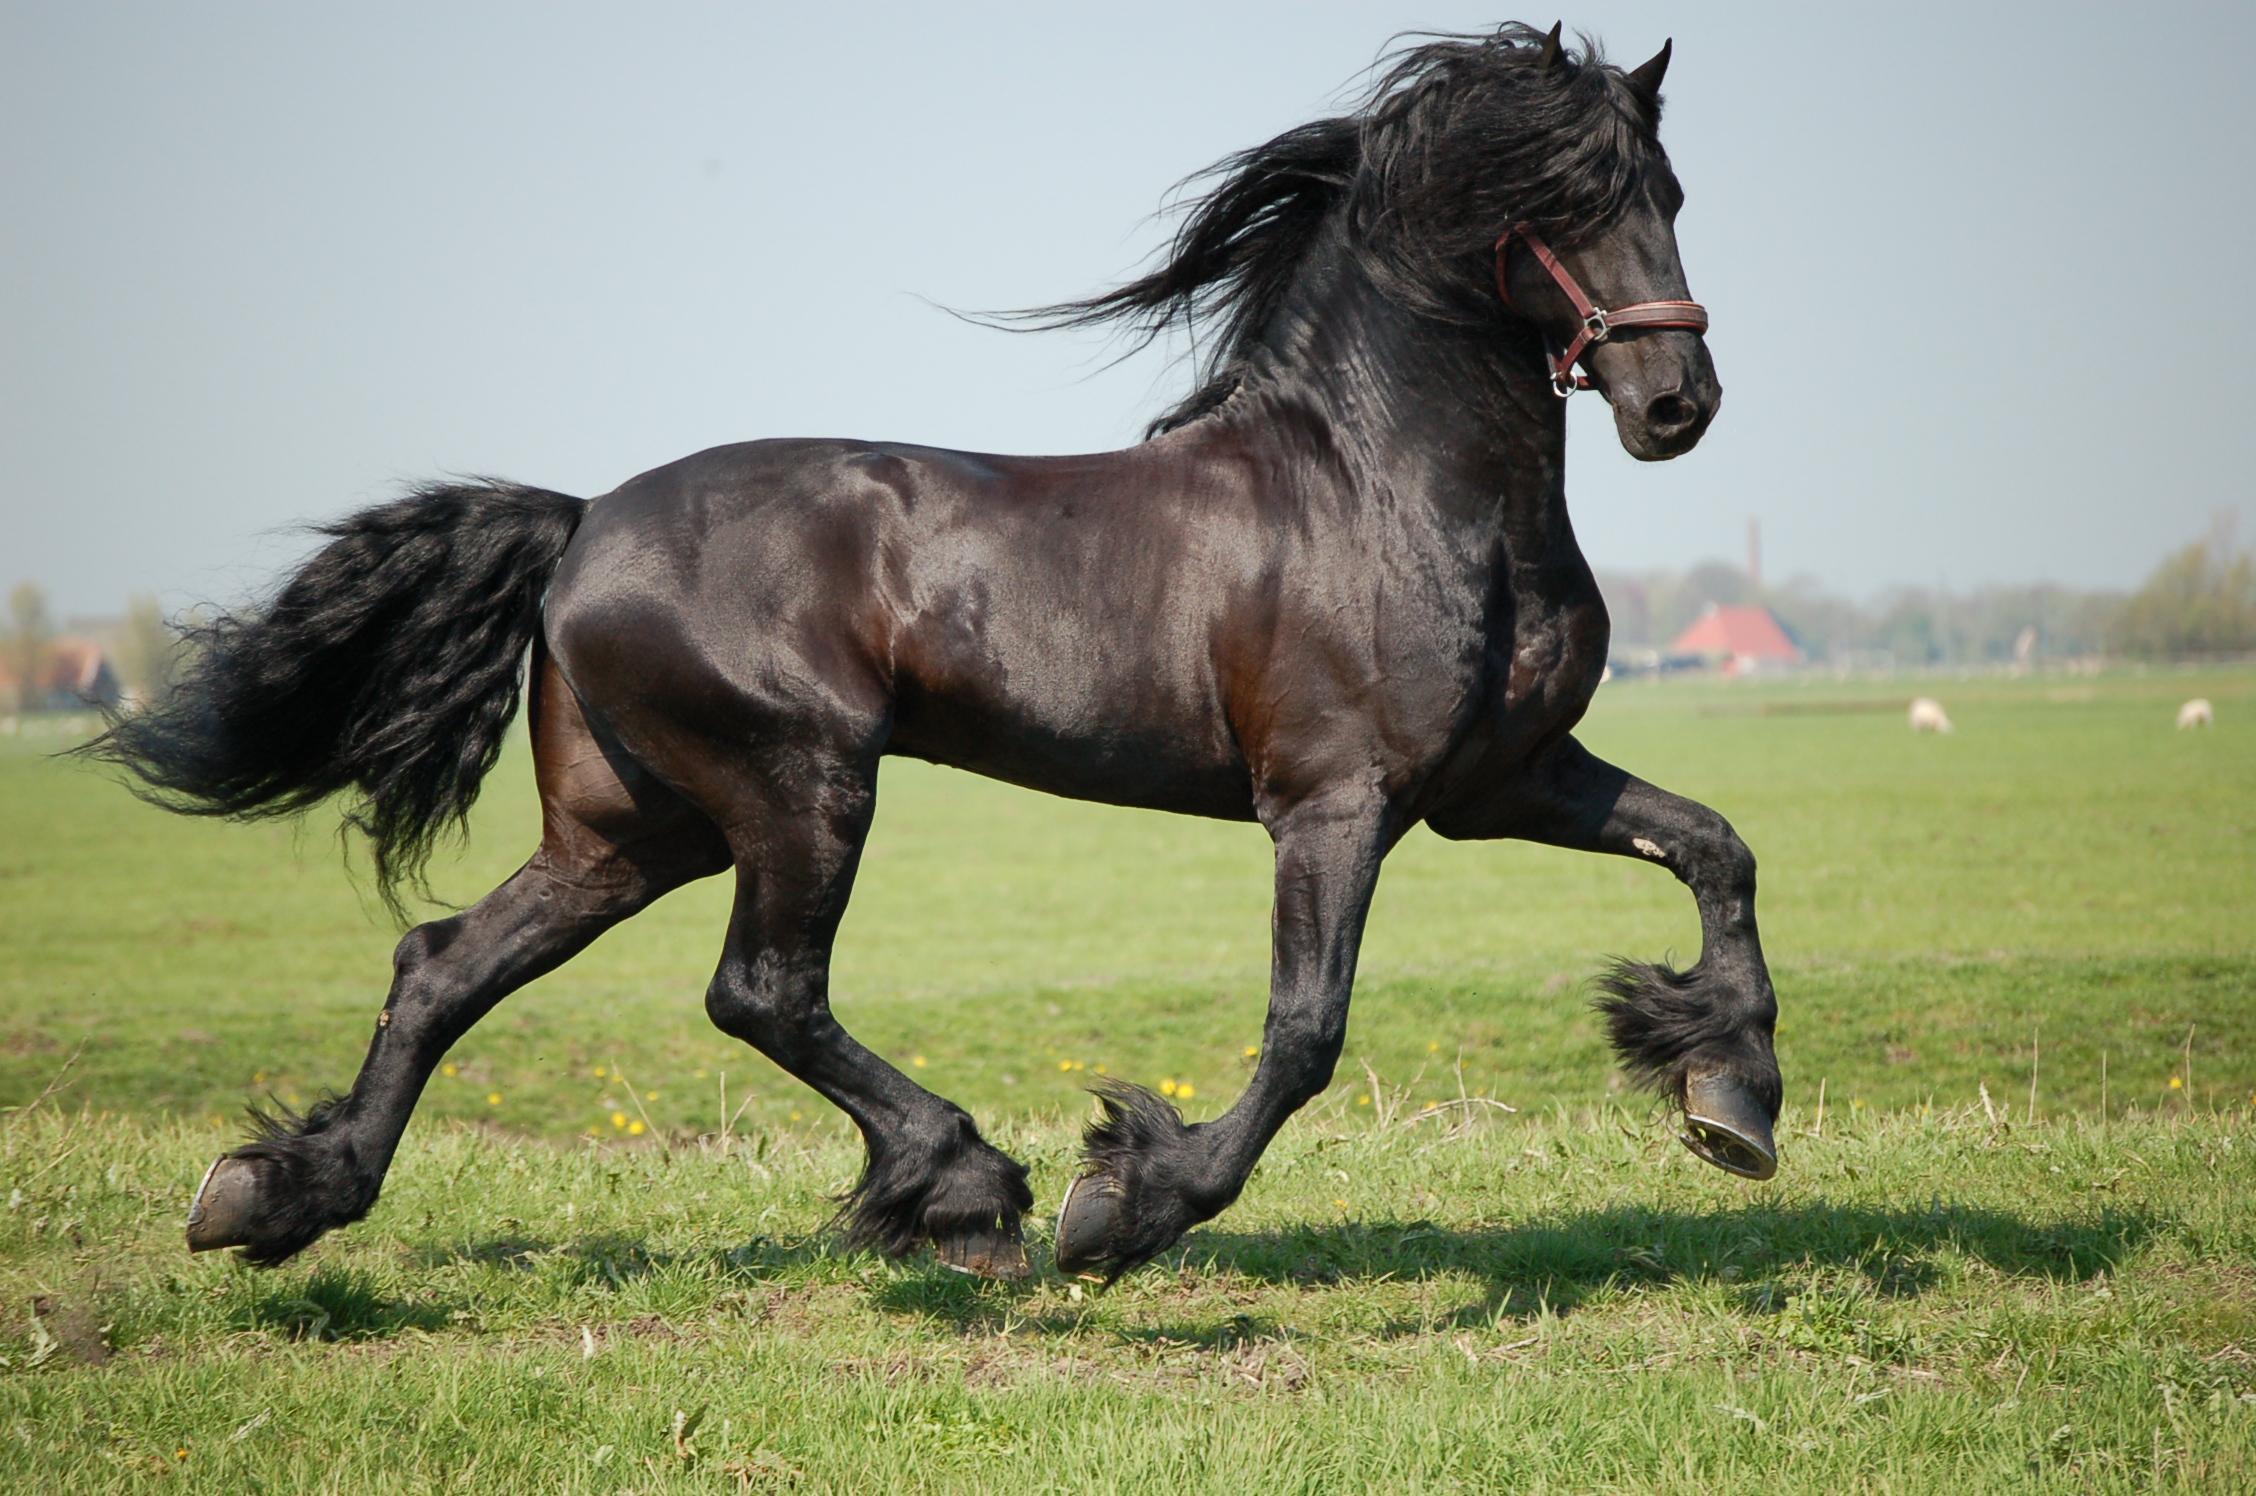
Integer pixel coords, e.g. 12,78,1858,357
885,612,1255,818
887,695,1256,820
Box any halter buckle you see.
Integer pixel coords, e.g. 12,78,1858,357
1581,309,1611,342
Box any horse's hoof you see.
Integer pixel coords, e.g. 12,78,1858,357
185,1156,264,1253
1053,1172,1128,1276
1680,1070,1779,1181
934,1219,1031,1282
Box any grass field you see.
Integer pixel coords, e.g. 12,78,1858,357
2,665,2251,1489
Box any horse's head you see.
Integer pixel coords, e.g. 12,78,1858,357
1016,24,1722,456
1489,31,1720,460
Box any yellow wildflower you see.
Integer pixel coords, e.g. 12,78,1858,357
486,1092,502,1107
911,1055,928,1069
1177,1082,1196,1101
1159,1079,1179,1098
1356,1094,1371,1107
1244,1046,1260,1059
611,1110,628,1129
2169,1076,2184,1090
441,1063,458,1078
627,1120,646,1137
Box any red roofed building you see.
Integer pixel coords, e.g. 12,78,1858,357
0,637,122,711
1669,604,1803,675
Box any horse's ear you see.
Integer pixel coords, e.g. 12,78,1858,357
1627,38,1672,98
1537,21,1566,73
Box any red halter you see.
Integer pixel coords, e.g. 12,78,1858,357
1493,222,1709,397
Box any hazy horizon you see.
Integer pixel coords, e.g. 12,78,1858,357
7,2,2254,619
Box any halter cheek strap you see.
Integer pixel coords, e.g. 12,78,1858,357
1493,222,1709,397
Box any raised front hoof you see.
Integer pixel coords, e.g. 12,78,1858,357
1052,1172,1130,1277
185,1156,265,1253
1680,1071,1779,1181
933,1219,1031,1282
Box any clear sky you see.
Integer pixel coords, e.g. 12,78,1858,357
5,1,2253,618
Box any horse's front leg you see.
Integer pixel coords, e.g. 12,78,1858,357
1469,733,1782,1178
1055,789,1393,1279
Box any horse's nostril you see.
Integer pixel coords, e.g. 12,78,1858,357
1646,392,1699,432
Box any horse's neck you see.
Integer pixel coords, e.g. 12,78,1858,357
1217,232,1576,558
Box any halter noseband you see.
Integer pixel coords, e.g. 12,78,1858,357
1493,222,1709,397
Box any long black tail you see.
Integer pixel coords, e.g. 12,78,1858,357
78,480,586,917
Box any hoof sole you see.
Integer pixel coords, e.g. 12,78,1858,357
1680,1116,1779,1180
185,1156,264,1253
934,1221,1031,1282
1053,1173,1127,1275
1681,1070,1779,1181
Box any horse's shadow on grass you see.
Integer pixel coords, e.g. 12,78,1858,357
407,1231,831,1289
231,1235,831,1341
236,1268,456,1342
872,1198,2162,1339
244,1199,2160,1346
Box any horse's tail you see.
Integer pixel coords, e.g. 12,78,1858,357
78,479,586,917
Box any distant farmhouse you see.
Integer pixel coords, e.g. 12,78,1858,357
0,637,123,712
1669,603,1804,676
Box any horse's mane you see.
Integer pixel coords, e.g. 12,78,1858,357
1013,24,1665,434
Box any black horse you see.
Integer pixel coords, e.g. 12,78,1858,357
88,24,1781,1282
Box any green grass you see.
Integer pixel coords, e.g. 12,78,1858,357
2,666,2252,1489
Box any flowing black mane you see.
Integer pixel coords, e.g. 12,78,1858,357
1017,24,1667,433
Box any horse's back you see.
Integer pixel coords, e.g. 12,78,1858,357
542,436,1267,817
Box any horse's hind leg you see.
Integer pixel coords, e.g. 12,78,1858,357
698,761,1034,1280
187,655,729,1264
1467,734,1782,1178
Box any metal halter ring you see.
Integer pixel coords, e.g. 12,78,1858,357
1494,222,1709,403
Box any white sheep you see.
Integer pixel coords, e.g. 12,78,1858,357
1908,697,1953,734
2177,697,2214,730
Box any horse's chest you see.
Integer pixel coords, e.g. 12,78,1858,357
1478,566,1609,744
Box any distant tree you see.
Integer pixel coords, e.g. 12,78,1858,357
7,581,52,711
1872,588,1945,665
1649,561,1754,644
1591,556,2128,666
2110,526,2256,659
1765,574,1870,661
114,593,177,700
